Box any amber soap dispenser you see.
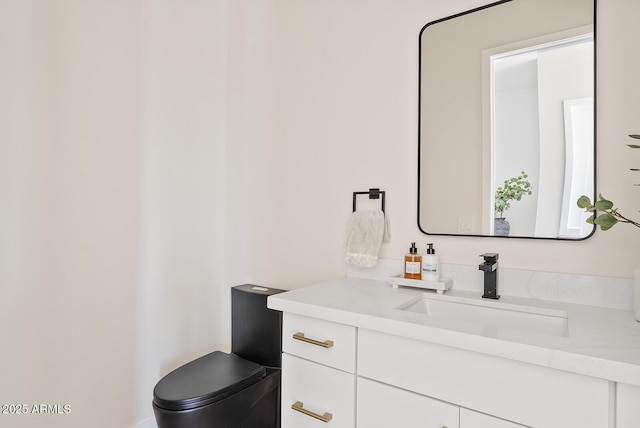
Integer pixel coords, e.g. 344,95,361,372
404,242,422,280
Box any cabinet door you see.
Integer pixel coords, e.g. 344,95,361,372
460,408,526,428
617,383,640,428
358,328,609,428
357,377,459,428
281,353,355,428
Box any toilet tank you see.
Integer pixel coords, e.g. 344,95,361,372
231,284,285,368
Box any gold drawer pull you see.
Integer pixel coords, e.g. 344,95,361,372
291,401,333,423
292,332,334,348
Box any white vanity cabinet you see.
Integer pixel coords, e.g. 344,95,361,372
279,314,611,428
271,278,640,428
280,314,356,427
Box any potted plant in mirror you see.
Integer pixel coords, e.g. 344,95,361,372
577,134,640,323
494,171,533,236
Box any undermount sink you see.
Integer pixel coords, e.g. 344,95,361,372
397,294,569,337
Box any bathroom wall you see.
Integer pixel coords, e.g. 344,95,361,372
227,0,640,294
0,1,229,427
0,2,141,427
135,0,230,425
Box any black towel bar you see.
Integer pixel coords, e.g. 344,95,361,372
352,188,385,214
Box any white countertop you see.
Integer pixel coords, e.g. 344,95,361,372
267,277,640,387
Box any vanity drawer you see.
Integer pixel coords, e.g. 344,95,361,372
282,313,356,373
358,329,609,428
281,353,355,428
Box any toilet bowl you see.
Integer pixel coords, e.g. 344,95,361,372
152,284,285,428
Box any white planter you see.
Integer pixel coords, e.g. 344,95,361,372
635,269,640,323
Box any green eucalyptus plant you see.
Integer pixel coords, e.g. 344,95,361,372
495,171,533,218
577,134,640,231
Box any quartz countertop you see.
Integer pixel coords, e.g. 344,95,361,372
267,277,640,387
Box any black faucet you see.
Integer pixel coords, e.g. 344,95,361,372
479,253,500,300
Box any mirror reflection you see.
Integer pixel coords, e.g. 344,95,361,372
418,0,595,239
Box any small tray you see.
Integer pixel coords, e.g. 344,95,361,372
388,275,452,294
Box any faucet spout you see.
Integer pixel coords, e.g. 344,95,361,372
479,253,500,300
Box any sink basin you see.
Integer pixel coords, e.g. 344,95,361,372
397,294,568,337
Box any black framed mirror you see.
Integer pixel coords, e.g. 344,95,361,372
418,0,596,239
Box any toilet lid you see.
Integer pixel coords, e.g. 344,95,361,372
153,351,266,411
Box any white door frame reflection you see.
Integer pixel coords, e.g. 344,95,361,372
482,27,594,237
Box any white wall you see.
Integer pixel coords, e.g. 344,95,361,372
135,0,229,425
494,61,540,236
228,0,640,293
1,1,141,427
1,1,228,427
227,0,481,290
537,41,594,237
1,0,639,427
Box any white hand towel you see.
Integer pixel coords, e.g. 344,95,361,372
345,210,391,268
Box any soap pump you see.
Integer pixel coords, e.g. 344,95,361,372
404,242,422,280
422,243,440,282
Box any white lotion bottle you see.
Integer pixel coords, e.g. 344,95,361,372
422,243,440,282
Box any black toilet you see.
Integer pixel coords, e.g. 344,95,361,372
153,284,285,428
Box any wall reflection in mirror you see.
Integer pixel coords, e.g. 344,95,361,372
418,0,595,239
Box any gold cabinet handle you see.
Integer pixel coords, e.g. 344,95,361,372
291,401,333,423
292,332,334,348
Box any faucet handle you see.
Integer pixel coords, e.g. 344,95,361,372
480,253,499,263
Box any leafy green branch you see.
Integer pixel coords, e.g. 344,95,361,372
577,194,640,230
577,134,640,231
